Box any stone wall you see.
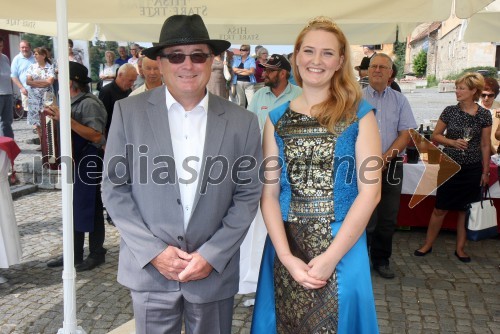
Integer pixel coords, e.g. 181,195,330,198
435,26,469,79
406,21,498,81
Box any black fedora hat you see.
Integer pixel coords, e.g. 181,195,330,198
143,14,231,59
69,62,92,84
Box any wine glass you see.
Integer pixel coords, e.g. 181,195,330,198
462,127,472,155
43,91,55,107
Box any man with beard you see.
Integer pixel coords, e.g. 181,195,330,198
247,54,301,132
239,54,301,299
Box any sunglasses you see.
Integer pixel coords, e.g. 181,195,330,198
240,49,249,52
160,53,212,64
482,93,495,98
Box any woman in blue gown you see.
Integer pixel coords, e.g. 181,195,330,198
251,17,381,333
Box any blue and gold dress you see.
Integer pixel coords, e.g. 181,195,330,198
251,101,379,334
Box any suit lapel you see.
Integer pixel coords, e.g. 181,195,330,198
145,87,181,199
191,94,227,214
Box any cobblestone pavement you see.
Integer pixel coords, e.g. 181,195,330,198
1,88,499,333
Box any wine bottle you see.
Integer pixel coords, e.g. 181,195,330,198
424,126,432,140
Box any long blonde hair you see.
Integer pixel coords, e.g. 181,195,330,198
292,17,361,132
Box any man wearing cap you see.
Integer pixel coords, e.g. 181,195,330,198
102,14,262,333
248,54,302,132
239,57,300,297
45,62,108,272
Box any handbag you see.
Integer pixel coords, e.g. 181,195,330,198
96,80,103,91
284,222,310,262
223,52,231,81
466,186,499,241
96,63,104,91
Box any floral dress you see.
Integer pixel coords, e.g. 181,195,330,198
26,63,55,126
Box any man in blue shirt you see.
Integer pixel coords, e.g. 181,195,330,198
0,37,14,138
115,46,131,66
10,40,35,112
363,53,417,279
247,54,302,132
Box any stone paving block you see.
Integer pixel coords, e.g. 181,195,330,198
456,325,473,332
423,321,441,330
408,327,423,334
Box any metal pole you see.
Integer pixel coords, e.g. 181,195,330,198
55,0,86,333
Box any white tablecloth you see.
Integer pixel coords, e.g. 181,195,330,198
0,150,22,268
402,162,500,198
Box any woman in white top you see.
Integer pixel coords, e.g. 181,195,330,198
99,51,120,88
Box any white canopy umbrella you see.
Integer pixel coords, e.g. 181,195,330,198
0,1,495,333
0,0,493,22
0,19,416,45
97,22,420,45
0,0,494,44
0,20,96,40
463,0,500,42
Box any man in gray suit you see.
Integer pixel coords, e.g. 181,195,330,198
102,14,262,334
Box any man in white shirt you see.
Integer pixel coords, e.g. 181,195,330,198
129,56,163,96
102,14,262,333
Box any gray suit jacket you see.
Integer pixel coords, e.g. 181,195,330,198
102,87,262,303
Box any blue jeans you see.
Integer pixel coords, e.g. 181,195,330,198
0,94,14,138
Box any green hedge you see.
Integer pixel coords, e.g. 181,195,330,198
426,75,438,88
445,66,498,81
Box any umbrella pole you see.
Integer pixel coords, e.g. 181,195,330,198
55,0,86,333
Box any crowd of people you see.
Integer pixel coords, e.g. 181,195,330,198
0,12,499,333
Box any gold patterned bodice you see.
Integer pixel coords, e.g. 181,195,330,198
275,108,350,225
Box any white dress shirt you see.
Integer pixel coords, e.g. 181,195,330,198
166,88,208,230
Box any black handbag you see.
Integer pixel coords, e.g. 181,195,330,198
284,222,310,262
96,79,103,91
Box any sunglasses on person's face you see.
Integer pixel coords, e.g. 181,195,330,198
160,53,212,64
240,49,249,52
482,93,495,98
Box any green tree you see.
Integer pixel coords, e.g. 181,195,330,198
21,33,53,53
392,39,406,79
413,50,427,77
